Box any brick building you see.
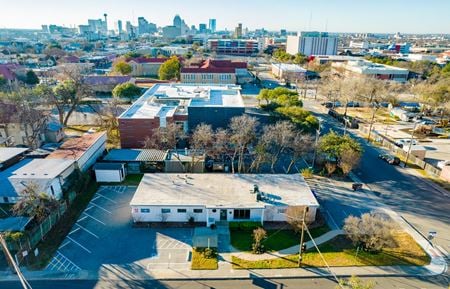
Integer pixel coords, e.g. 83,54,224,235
118,84,245,148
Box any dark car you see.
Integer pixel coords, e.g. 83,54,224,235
378,154,401,165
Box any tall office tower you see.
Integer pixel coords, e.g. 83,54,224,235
117,20,123,35
173,15,182,28
286,31,338,56
234,23,242,39
208,19,216,33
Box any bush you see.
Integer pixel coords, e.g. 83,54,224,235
202,247,217,259
300,167,314,178
252,227,267,254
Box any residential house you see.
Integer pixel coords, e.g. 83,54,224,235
126,57,167,77
181,59,250,84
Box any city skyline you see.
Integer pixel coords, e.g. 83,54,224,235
1,0,450,34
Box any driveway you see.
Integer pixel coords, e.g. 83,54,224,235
46,186,193,273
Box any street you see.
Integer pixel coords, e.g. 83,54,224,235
1,275,448,289
304,99,450,254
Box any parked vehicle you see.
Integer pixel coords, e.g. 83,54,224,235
346,101,360,107
394,139,418,148
437,160,450,169
352,183,363,191
378,154,401,165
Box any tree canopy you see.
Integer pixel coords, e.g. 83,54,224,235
272,49,307,65
23,70,40,85
158,56,181,80
112,83,142,98
113,60,132,75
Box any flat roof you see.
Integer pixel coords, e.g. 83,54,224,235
271,63,307,72
93,162,124,170
130,174,319,209
46,132,106,161
0,148,29,164
9,159,74,179
0,158,32,198
0,217,32,232
119,84,244,119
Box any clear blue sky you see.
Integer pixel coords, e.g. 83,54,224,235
0,0,449,34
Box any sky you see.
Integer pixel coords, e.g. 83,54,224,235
0,0,449,34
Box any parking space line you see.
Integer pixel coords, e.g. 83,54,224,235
75,223,99,239
69,227,80,235
59,241,71,250
91,196,101,202
325,209,340,230
67,236,91,254
90,202,112,214
78,216,88,222
83,212,106,225
96,192,117,204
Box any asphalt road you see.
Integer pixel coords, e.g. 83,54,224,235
304,99,450,253
1,275,448,289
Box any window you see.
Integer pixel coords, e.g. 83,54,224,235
212,209,217,213
233,209,250,220
140,208,150,213
177,208,187,213
193,209,203,213
161,208,171,214
278,208,286,214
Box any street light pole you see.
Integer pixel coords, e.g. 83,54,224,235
298,207,307,267
404,122,418,168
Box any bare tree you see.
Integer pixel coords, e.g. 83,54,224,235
228,115,259,173
339,146,361,175
12,183,59,223
285,206,313,232
252,227,267,254
343,212,395,252
190,123,214,172
260,121,295,173
325,162,337,176
286,132,314,173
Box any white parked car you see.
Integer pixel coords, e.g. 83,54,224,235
437,160,450,169
395,139,418,148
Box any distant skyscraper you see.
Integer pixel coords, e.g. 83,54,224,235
234,23,243,39
209,19,216,33
173,15,182,28
117,20,123,34
199,23,207,34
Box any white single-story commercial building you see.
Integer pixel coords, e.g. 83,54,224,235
93,162,126,183
271,63,307,81
8,159,75,200
130,174,319,226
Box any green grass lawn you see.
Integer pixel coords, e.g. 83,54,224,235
27,180,99,269
230,225,330,252
232,232,430,269
191,248,218,270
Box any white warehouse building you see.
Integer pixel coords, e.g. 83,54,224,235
130,174,319,226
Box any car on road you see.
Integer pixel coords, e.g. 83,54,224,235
394,138,418,148
321,101,342,108
378,154,401,165
346,101,360,107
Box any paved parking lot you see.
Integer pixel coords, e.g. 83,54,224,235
46,186,193,273
307,178,376,229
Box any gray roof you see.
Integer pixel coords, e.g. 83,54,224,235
0,148,29,164
9,159,74,180
130,174,319,209
104,149,168,162
0,217,32,232
0,158,32,198
93,162,124,170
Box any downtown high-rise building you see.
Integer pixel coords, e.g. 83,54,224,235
208,19,216,33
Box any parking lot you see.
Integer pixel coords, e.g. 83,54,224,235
46,186,193,273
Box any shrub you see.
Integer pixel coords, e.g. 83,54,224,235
300,167,314,178
252,227,267,254
202,247,217,259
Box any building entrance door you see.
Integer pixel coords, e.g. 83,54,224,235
220,209,227,221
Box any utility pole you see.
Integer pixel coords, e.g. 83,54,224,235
404,122,417,167
298,207,307,267
311,119,321,170
0,234,33,289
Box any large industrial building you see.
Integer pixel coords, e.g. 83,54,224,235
129,174,319,226
118,84,245,148
207,39,260,56
332,60,409,82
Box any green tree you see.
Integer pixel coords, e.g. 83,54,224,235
23,70,39,85
113,61,132,75
293,53,308,65
318,131,363,174
158,56,181,80
112,83,142,98
275,106,318,131
12,183,59,222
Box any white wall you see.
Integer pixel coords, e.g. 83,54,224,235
286,36,300,55
131,205,207,223
78,134,107,172
95,169,125,183
9,177,63,200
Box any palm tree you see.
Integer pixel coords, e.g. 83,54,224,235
12,183,59,222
